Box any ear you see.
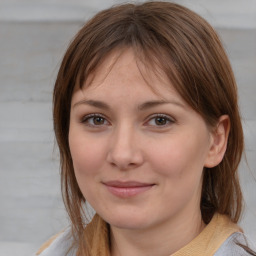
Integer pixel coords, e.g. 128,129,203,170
204,115,230,168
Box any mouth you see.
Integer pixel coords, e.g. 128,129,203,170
102,180,155,198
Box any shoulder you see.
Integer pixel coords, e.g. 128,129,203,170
35,227,75,256
215,232,256,255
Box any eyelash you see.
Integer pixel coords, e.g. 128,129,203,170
81,113,109,127
146,114,175,127
81,113,175,128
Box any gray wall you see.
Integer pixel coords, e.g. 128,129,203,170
0,1,255,255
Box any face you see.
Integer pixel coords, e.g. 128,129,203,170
69,49,214,231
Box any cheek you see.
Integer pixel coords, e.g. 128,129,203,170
148,133,208,179
68,133,107,202
69,132,107,177
149,136,206,206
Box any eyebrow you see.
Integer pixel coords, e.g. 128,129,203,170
73,100,110,110
138,100,185,110
72,99,185,110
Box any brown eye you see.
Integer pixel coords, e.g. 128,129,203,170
155,117,168,126
82,114,109,127
93,116,105,125
147,114,174,127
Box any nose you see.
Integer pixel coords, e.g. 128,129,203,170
106,124,144,170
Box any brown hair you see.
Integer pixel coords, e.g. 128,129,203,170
53,1,244,255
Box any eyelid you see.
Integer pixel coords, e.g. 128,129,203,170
80,113,175,128
145,113,175,126
81,113,110,126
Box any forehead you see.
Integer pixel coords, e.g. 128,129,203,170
76,48,183,103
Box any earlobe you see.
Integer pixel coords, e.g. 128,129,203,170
204,115,230,168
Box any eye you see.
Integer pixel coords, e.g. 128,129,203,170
146,114,174,127
81,114,109,127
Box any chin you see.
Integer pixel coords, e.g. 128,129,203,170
103,213,150,230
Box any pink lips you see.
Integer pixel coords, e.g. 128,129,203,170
103,181,154,198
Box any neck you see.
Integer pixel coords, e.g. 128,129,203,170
110,209,205,256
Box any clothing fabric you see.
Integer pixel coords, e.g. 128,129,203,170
35,227,74,256
171,214,255,255
35,214,255,256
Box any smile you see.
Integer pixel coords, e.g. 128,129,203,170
103,181,155,198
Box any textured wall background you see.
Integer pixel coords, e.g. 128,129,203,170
0,1,255,255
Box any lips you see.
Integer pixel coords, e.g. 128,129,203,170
103,181,154,198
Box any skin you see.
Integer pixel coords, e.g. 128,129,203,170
69,48,229,256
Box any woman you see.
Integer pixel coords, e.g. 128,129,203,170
36,1,255,255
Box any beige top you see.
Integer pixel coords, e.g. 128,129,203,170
172,213,242,255
36,213,243,256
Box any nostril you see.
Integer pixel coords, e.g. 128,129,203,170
106,148,143,170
